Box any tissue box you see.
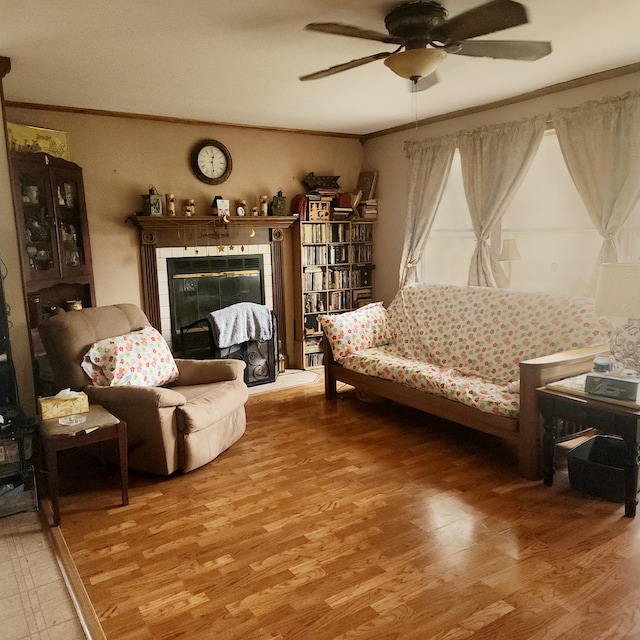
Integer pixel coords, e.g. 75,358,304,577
38,392,89,419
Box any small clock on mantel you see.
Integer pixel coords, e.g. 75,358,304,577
190,139,232,185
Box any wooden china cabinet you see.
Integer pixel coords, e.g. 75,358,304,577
9,151,95,394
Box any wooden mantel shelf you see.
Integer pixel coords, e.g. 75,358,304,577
127,214,298,232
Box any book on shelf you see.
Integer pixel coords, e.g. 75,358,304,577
305,352,324,368
353,288,373,307
303,266,324,291
358,199,378,220
304,337,323,353
331,208,352,220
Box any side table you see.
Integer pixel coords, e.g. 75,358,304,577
40,404,128,526
538,386,640,517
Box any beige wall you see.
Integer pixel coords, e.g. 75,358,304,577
364,71,640,306
3,106,364,411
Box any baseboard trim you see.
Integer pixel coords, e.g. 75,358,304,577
40,498,107,640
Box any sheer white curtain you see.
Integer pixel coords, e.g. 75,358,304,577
457,115,546,287
399,136,456,288
552,91,640,286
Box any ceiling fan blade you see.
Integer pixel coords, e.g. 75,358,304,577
449,39,552,61
431,0,528,44
412,72,439,93
300,52,392,81
305,23,402,45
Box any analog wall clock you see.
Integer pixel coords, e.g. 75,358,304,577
190,139,232,185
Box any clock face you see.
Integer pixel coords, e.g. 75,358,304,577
190,139,232,185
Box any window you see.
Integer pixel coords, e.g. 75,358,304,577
420,130,640,295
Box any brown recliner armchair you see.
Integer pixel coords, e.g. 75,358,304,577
38,304,248,476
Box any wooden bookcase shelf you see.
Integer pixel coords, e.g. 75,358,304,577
293,219,375,369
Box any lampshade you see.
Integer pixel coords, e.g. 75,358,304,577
595,263,640,319
383,48,446,81
498,239,521,262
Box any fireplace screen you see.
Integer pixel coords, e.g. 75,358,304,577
168,255,264,346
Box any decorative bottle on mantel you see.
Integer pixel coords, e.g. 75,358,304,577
166,193,176,217
259,195,269,216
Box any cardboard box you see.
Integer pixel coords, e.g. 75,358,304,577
38,392,89,420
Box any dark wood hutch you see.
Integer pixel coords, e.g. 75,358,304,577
8,151,95,394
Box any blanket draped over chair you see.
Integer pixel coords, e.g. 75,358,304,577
209,302,273,349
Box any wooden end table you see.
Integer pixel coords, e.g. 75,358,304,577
40,404,128,526
538,386,640,517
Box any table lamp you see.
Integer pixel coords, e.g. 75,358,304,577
595,262,640,374
498,239,521,287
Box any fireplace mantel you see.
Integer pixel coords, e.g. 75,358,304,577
127,214,298,361
128,214,298,244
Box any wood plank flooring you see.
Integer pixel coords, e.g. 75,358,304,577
54,379,640,639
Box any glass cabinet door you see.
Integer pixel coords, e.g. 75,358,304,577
18,167,58,281
51,170,88,277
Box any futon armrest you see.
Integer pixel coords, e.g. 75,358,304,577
517,343,608,480
519,344,608,389
173,358,246,385
85,384,187,408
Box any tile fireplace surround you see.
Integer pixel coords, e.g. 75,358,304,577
128,215,298,360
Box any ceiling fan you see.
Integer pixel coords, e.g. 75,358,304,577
300,0,551,91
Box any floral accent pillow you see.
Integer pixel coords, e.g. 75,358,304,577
82,325,179,387
319,302,391,361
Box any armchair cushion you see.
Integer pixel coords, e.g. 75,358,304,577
85,384,187,409
81,325,179,387
173,358,245,386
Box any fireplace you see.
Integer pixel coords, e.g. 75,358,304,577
156,244,273,350
168,254,265,348
128,214,295,363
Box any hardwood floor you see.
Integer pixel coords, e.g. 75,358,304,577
54,378,640,639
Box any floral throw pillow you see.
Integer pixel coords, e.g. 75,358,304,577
82,325,179,387
320,302,390,361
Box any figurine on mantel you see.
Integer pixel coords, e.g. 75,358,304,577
270,190,286,216
142,185,163,216
183,199,195,217
165,193,176,217
259,195,269,216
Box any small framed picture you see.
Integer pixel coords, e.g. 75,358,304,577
216,199,230,217
356,171,377,200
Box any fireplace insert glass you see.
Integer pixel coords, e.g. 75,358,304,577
168,255,265,348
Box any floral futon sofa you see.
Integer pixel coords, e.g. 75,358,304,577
320,284,611,479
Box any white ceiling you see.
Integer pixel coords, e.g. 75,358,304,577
1,0,639,136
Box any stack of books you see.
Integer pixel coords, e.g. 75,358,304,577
331,207,352,220
359,199,378,220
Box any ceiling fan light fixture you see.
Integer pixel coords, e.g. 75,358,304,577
383,48,446,81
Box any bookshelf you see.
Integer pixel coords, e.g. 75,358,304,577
293,219,375,369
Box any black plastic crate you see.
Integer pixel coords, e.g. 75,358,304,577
567,435,640,503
